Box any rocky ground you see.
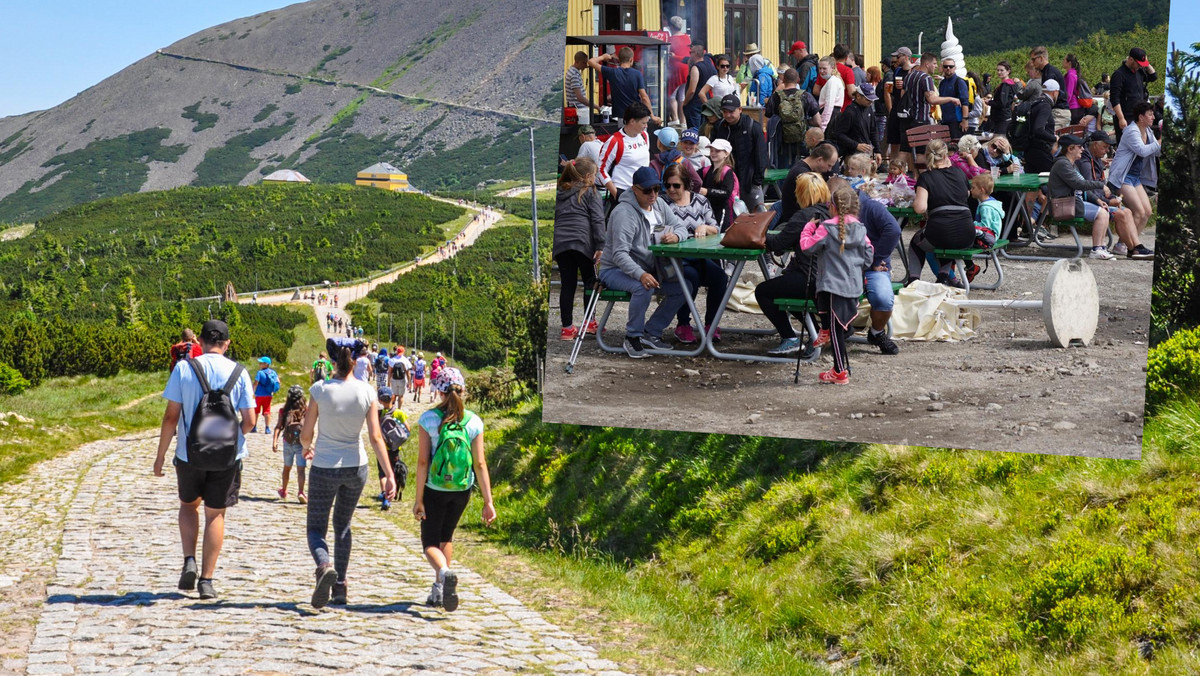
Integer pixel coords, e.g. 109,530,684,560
544,233,1155,460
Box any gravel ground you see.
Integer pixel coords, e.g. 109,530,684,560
543,230,1154,460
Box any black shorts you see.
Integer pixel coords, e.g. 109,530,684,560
174,457,241,509
886,114,905,145
899,118,927,153
420,488,472,548
377,450,400,478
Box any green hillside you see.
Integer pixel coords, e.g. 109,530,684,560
0,184,461,314
880,0,1169,58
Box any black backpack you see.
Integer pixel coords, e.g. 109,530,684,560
380,414,411,452
184,359,246,471
1009,100,1035,152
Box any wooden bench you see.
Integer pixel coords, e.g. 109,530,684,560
931,239,1009,293
905,124,951,172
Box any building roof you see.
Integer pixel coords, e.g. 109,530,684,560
359,162,404,175
262,169,310,183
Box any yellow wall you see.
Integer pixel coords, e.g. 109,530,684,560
637,0,660,30
760,0,778,67
862,0,880,70
811,0,833,58
706,1,725,59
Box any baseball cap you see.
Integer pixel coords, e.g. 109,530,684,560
896,47,913,58
200,320,229,342
377,386,394,400
258,356,272,365
578,124,596,136
632,166,662,189
719,93,741,111
1087,130,1116,145
709,138,733,154
655,127,680,148
857,83,879,102
681,128,700,144
1043,79,1061,92
434,367,465,393
697,136,711,157
1129,47,1150,68
790,40,807,53
1058,134,1084,149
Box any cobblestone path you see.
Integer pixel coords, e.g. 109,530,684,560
1,430,632,675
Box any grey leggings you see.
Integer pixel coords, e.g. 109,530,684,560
306,465,368,581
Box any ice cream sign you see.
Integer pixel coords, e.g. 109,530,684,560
941,17,966,75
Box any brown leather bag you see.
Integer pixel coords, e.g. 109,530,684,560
720,211,774,249
1050,196,1076,221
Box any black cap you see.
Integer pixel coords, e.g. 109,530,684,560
1058,134,1085,149
1087,130,1115,145
1129,47,1149,67
200,319,229,342
719,93,741,111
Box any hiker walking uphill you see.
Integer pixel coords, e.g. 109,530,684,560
168,329,203,373
153,319,256,601
253,357,281,433
272,385,309,504
413,367,496,611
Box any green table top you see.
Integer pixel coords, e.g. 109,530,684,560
765,168,789,183
887,206,920,218
650,233,764,260
994,173,1047,190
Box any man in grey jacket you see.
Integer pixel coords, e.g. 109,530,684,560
598,166,691,358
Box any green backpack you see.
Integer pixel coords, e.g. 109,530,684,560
428,410,476,491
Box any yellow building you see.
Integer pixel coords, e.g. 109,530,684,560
355,162,412,192
565,0,882,74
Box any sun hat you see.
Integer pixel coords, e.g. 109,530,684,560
433,367,465,393
743,43,761,56
697,136,711,157
709,138,733,154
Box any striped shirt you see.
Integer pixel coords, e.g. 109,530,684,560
903,68,934,124
566,66,587,108
666,193,717,236
598,129,650,191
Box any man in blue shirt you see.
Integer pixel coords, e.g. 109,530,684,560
934,58,970,139
588,46,660,124
154,319,255,600
253,356,280,434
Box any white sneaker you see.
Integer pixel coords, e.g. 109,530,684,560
1111,242,1128,257
1088,247,1115,260
426,582,443,607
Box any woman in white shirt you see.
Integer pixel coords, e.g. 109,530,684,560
818,57,844,131
300,337,396,609
699,55,739,103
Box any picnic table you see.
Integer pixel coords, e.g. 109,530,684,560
993,173,1050,261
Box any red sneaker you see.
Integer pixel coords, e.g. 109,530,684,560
811,329,831,348
817,368,849,385
583,320,599,335
560,325,579,341
965,263,981,282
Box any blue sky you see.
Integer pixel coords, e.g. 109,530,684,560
0,1,298,118
1167,1,1199,60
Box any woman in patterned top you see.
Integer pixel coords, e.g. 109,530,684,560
661,164,728,344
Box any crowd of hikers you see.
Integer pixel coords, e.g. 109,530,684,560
559,32,1160,385
154,323,492,612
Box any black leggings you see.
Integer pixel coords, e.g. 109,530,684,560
907,215,975,280
675,258,729,328
420,488,472,548
555,251,596,327
754,270,813,340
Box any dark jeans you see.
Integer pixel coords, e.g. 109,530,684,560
754,270,813,339
675,258,729,328
306,465,368,582
555,250,596,327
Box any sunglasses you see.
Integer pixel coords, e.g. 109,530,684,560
942,64,955,69
664,182,685,189
636,185,661,194
719,64,731,69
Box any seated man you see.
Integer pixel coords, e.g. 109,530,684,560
597,166,691,359
1044,134,1119,260
835,158,901,355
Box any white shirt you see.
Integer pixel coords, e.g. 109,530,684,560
819,76,845,130
353,356,371,382
308,378,376,468
705,74,739,100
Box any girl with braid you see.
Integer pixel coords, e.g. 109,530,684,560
800,186,873,385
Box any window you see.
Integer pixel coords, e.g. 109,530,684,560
834,0,861,56
778,0,810,65
594,0,637,32
724,1,758,66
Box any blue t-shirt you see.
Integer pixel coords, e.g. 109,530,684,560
163,353,255,463
601,65,646,121
254,368,278,397
938,75,969,123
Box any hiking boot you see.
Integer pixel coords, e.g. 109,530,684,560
1088,246,1116,260
867,330,900,355
426,582,443,607
674,324,697,344
811,330,831,348
381,498,391,511
197,579,217,600
817,368,850,385
1111,242,1129,257
330,582,347,606
178,558,197,591
559,325,578,341
442,570,459,612
623,337,648,359
767,337,802,356
642,335,671,351
1128,245,1154,260
964,262,981,283
312,564,337,609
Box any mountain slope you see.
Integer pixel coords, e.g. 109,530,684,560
0,0,563,224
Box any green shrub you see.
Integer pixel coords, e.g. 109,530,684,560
1145,326,1200,411
466,366,520,411
0,361,29,395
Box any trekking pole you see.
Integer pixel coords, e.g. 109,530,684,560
566,281,603,374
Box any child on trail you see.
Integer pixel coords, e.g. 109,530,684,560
375,386,410,511
553,157,604,342
373,348,391,387
311,352,333,384
272,385,308,503
254,357,281,433
966,173,1005,281
412,354,427,402
413,368,496,611
800,186,874,385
